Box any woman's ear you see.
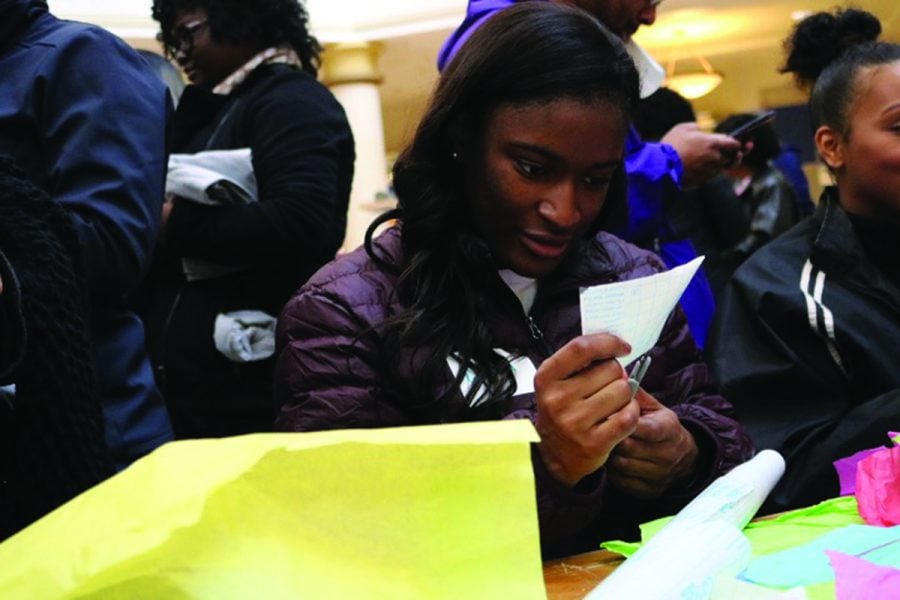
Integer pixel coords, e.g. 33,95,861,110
815,125,845,171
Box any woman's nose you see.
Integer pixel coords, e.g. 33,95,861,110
538,182,581,229
174,47,189,65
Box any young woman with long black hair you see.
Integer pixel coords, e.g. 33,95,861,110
276,3,752,557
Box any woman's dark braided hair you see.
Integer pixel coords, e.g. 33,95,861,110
362,3,639,422
152,0,320,76
782,7,900,134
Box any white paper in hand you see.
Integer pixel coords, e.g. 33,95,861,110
579,256,704,367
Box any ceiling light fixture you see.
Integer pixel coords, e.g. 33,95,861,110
665,55,723,99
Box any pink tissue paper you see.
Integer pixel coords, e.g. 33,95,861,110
856,446,900,527
827,551,900,599
835,447,885,497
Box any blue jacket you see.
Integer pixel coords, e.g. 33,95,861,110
0,2,173,466
438,0,716,347
622,128,715,348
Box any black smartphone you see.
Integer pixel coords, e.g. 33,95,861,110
726,110,776,141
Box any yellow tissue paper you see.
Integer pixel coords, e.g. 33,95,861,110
0,420,544,599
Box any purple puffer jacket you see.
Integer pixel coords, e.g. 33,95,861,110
275,227,753,557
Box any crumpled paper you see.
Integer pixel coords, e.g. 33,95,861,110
0,421,544,599
833,432,899,497
835,448,886,497
740,524,900,588
827,551,900,599
857,445,900,527
602,495,864,559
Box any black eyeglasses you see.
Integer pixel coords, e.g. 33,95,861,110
171,18,208,54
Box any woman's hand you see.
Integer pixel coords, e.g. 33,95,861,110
534,333,640,488
606,388,700,498
661,123,745,187
159,193,176,242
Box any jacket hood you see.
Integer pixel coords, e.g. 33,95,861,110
437,0,518,71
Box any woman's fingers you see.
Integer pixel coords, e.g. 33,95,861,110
535,333,630,385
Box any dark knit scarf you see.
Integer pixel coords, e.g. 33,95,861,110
0,156,113,540
0,0,47,54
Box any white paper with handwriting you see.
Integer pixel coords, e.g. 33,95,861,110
579,256,704,367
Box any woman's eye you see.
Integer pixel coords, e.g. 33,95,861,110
584,175,611,188
515,159,543,177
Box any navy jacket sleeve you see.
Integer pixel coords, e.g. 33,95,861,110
40,29,168,300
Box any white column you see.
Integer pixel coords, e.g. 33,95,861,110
321,42,389,252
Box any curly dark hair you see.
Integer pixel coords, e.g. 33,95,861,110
362,3,639,420
151,0,320,76
781,8,881,88
781,8,900,136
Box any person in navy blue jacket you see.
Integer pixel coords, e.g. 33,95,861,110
0,0,174,468
438,0,746,349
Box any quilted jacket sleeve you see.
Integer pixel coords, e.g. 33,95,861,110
274,284,395,432
275,266,610,559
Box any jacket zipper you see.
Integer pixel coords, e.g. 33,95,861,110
527,315,554,358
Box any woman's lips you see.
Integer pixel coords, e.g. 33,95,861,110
521,232,569,259
182,64,198,82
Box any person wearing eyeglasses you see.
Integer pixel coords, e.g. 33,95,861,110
0,0,174,472
438,0,746,351
144,0,354,439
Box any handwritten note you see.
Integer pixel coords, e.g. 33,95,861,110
580,256,704,367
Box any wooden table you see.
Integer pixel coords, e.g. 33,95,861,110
541,511,783,598
543,550,625,599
